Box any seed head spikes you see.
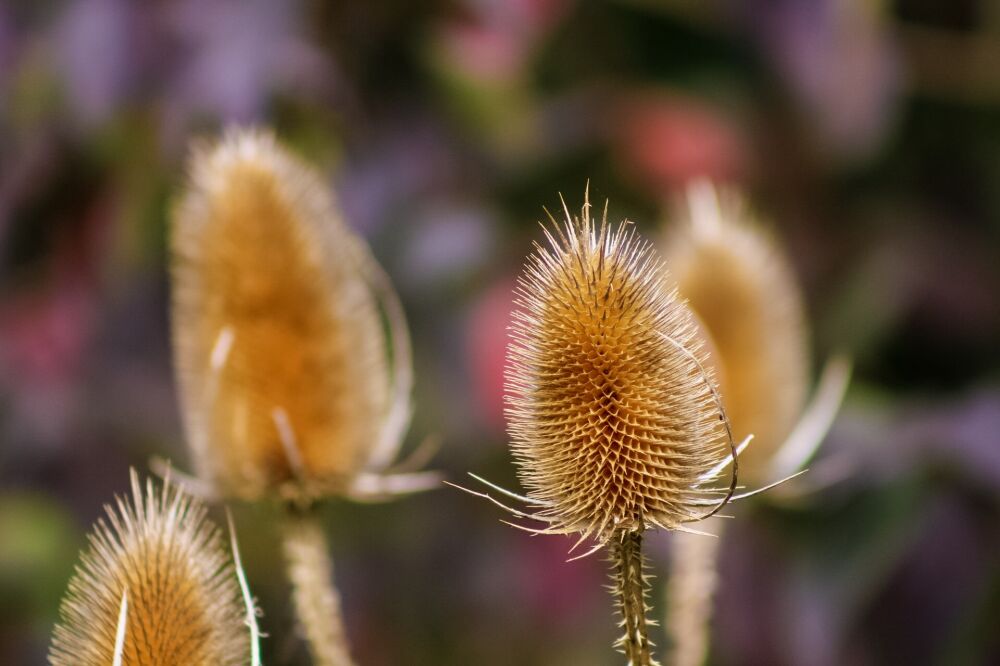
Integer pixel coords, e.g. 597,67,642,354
451,188,776,665
503,190,738,547
170,128,431,504
452,190,813,542
49,470,255,666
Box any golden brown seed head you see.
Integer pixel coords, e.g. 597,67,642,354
665,183,809,483
170,128,392,501
505,194,731,542
49,471,250,666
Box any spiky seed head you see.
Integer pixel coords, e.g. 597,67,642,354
665,183,809,483
170,128,394,501
505,192,732,543
49,471,251,666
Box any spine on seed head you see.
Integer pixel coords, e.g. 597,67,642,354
504,190,734,544
49,470,253,666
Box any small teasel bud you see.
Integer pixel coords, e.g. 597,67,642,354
664,182,809,484
170,128,410,503
49,470,254,666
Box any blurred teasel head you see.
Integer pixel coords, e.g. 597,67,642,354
664,182,810,484
49,470,253,666
170,128,413,503
504,190,735,545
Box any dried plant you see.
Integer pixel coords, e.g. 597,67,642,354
49,470,257,666
662,182,851,666
169,128,436,666
664,182,809,484
451,189,792,666
504,192,735,542
170,128,427,504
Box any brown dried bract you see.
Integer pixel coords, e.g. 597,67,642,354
49,471,250,666
504,191,732,544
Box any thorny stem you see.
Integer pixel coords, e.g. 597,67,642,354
610,530,659,666
281,507,355,666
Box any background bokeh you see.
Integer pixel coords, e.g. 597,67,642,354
1,1,999,664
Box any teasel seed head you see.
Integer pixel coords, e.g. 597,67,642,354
504,190,734,545
171,128,411,502
665,182,809,484
49,470,252,666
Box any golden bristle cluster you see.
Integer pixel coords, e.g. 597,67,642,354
49,471,250,666
505,193,731,543
665,183,809,483
170,129,394,501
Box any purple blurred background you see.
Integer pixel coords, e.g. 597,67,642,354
1,1,998,664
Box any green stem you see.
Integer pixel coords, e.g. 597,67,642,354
280,508,355,666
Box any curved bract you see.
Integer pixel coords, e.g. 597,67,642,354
170,129,395,502
505,193,731,543
49,471,250,666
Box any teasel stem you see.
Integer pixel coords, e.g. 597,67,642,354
610,530,659,666
281,506,355,666
665,517,724,666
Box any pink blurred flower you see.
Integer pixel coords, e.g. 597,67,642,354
0,285,93,446
0,195,107,445
613,92,747,194
436,0,572,81
465,278,515,431
0,280,92,388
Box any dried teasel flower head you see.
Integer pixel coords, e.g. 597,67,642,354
503,189,736,547
665,182,809,483
171,128,416,503
49,470,254,666
663,185,851,666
